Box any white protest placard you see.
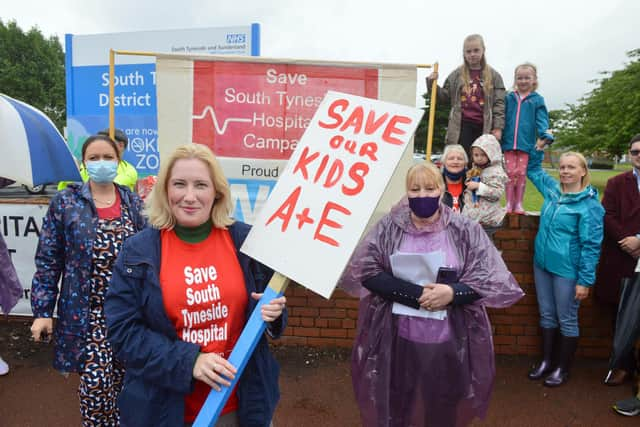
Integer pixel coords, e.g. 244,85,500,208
240,91,423,298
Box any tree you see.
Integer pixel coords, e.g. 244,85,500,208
414,89,451,156
0,20,65,131
552,49,640,157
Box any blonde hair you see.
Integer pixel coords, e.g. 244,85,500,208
559,151,591,191
461,34,493,95
146,144,234,229
513,62,539,92
406,162,445,192
441,144,469,167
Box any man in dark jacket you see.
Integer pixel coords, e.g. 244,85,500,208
596,134,640,386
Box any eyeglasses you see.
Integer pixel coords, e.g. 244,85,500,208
630,150,640,156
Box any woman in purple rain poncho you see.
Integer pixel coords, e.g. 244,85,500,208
1,233,23,375
340,162,524,427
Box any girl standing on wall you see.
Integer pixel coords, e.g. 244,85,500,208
427,34,506,166
501,63,554,214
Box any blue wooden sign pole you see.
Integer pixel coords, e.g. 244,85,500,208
193,272,290,427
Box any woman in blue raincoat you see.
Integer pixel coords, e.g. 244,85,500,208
340,162,523,427
526,149,604,387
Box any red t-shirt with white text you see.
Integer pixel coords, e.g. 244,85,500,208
160,228,247,422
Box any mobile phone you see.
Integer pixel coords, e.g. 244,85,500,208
436,267,457,285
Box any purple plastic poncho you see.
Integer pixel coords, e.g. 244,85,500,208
339,199,524,427
0,234,22,314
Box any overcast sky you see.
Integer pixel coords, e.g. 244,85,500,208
2,0,638,110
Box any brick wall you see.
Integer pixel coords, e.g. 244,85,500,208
278,213,616,358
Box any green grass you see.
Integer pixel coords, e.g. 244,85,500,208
516,164,631,212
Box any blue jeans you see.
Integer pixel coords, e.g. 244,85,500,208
533,265,581,337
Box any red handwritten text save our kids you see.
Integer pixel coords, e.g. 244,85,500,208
265,97,412,247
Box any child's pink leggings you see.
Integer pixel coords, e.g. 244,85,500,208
504,150,529,181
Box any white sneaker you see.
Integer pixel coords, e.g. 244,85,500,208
0,356,9,375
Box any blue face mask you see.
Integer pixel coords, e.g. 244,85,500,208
408,195,440,219
86,160,118,183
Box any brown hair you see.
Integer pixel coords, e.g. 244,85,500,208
146,144,234,229
81,134,121,163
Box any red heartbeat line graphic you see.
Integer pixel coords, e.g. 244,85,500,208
193,106,252,135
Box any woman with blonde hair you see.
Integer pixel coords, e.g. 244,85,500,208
340,161,523,426
105,143,287,427
427,34,506,165
526,149,604,387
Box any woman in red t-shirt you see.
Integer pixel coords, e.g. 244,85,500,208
106,144,286,427
440,144,469,213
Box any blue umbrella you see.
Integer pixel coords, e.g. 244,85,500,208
0,93,81,187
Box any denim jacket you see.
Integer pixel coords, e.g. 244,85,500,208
105,222,285,427
30,182,146,372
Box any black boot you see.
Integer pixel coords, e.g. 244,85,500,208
544,335,578,387
528,327,557,380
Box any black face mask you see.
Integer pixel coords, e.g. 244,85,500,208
443,167,467,181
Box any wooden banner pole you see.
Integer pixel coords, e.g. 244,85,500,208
426,62,439,159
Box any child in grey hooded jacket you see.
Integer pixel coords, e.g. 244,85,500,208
462,134,508,241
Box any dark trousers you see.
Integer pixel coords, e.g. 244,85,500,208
459,120,483,168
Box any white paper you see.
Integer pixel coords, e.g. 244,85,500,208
390,251,448,320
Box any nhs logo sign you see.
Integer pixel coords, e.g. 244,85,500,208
226,33,246,44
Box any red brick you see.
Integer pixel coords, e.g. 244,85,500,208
495,325,510,335
327,319,342,328
300,317,315,327
287,317,301,327
504,262,533,273
347,309,359,319
517,336,540,346
510,326,525,335
321,328,347,338
292,285,311,296
335,298,360,309
315,318,328,327
342,318,356,329
294,327,320,337
500,240,516,250
292,307,319,317
488,314,512,325
285,296,308,307
502,251,534,262
319,308,347,318
307,296,335,308
493,335,516,345
505,305,539,315
328,289,345,298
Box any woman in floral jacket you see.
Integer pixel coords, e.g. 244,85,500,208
30,134,146,426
